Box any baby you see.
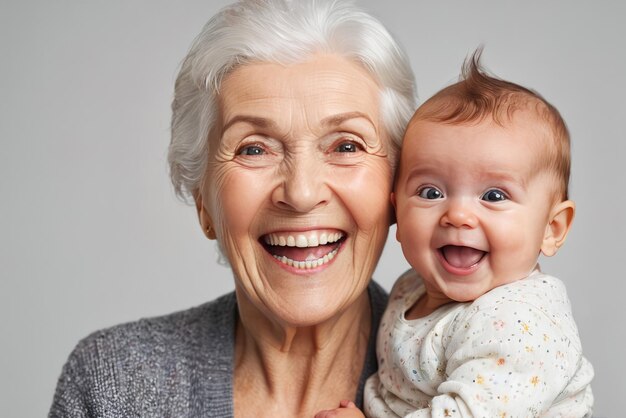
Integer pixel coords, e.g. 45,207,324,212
317,52,594,417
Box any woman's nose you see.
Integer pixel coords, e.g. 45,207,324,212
271,157,331,213
439,197,478,228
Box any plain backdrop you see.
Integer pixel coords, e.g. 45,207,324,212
1,1,624,417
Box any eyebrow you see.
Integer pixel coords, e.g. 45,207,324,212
222,115,278,133
222,111,375,135
404,166,438,180
406,166,527,188
484,170,528,189
321,111,375,128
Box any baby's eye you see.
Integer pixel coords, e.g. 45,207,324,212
417,186,444,200
334,141,362,153
481,189,508,202
237,144,265,156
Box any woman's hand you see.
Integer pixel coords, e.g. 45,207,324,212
315,400,366,418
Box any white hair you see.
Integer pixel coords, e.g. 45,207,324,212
169,0,417,200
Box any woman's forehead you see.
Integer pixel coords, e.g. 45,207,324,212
218,55,382,123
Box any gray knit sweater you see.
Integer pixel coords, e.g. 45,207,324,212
49,281,388,417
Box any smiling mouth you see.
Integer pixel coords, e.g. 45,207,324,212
438,245,487,270
261,230,345,270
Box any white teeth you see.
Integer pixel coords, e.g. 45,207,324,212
264,231,343,248
272,246,340,270
296,235,308,248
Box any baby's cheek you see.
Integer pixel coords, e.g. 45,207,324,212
489,217,543,272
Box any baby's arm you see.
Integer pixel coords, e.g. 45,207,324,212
315,400,365,418
424,298,584,417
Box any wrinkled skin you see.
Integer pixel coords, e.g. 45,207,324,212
195,54,395,416
197,54,394,329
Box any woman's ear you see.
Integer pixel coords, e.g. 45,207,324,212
194,191,216,240
541,200,575,257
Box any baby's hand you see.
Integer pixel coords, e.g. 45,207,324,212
314,400,365,418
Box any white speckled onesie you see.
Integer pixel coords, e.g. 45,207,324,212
365,269,593,418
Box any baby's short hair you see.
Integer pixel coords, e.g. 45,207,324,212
412,49,571,200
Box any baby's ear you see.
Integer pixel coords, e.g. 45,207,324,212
390,192,398,228
541,200,575,257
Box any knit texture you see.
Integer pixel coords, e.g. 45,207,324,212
49,281,388,417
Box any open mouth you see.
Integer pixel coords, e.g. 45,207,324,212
438,245,486,273
261,230,345,270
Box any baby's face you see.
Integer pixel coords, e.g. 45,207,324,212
393,114,559,304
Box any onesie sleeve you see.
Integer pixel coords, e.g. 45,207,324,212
425,288,586,417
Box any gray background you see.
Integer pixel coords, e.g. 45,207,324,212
1,1,623,416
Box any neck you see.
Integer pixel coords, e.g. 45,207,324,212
406,291,453,320
233,289,371,417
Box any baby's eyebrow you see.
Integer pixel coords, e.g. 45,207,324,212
403,165,528,189
404,165,440,179
478,170,527,187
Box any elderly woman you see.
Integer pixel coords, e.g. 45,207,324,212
49,0,415,417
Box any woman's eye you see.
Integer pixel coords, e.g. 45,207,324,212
417,187,444,200
334,141,361,153
481,189,507,202
237,144,264,156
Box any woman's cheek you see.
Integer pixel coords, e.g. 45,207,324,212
340,162,393,225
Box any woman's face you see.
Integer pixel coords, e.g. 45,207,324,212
197,55,393,326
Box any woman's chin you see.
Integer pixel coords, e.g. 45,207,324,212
236,275,366,330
